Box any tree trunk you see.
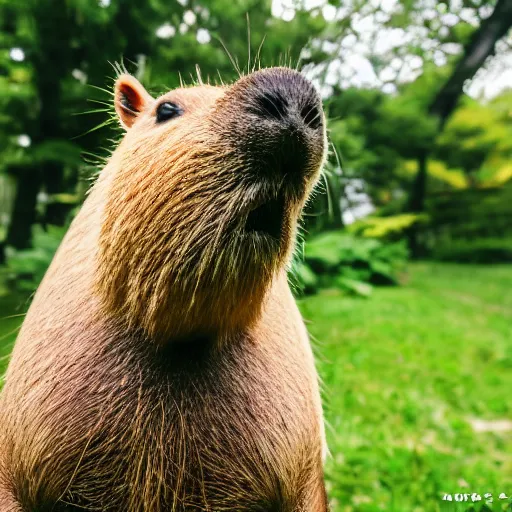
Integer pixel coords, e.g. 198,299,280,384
42,162,67,226
5,0,71,248
6,165,42,250
34,0,70,227
407,151,428,257
408,150,428,214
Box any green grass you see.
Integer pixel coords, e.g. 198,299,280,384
299,263,512,512
1,262,511,511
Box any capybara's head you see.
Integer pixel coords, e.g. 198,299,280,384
96,67,327,340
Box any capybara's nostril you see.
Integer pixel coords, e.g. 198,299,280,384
254,91,289,121
300,101,322,130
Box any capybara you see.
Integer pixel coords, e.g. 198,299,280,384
0,67,328,511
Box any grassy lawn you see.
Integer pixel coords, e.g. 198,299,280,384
1,262,511,511
299,263,512,512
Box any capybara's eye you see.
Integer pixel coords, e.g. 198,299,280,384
156,102,183,123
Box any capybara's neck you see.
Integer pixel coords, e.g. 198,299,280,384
31,162,281,347
93,142,281,342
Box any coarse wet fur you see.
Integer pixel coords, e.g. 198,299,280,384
0,67,329,511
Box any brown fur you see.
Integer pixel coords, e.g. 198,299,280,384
0,67,328,511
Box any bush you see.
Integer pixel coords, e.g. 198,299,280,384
432,237,512,263
3,225,66,293
292,232,409,297
349,213,429,241
426,183,512,241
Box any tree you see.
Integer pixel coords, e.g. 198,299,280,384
407,0,512,254
293,0,512,231
0,0,327,252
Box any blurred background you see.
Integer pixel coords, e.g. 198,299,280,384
0,0,511,510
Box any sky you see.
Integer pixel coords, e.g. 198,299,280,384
272,0,512,100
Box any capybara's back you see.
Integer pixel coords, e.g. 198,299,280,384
0,68,328,511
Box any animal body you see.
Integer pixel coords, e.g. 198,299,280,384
0,67,328,511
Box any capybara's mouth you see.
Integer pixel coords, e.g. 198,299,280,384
245,194,285,240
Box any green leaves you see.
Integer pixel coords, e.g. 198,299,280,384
295,231,409,297
3,225,66,293
350,213,430,240
31,140,83,166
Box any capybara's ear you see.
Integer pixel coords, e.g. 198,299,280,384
114,74,154,130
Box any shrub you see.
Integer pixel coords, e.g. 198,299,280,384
426,183,512,241
349,213,429,241
292,231,409,296
3,225,66,293
432,237,512,263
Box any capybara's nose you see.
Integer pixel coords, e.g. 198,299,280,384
236,68,325,183
247,68,323,133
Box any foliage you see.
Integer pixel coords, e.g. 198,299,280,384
425,183,512,241
325,69,512,218
0,1,511,509
290,258,319,296
432,237,512,264
294,232,409,296
3,225,66,293
326,87,415,207
1,0,511,248
300,262,512,511
349,213,429,240
437,95,512,186
0,0,329,248
400,159,469,191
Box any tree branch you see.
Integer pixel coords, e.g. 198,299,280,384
429,0,512,126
